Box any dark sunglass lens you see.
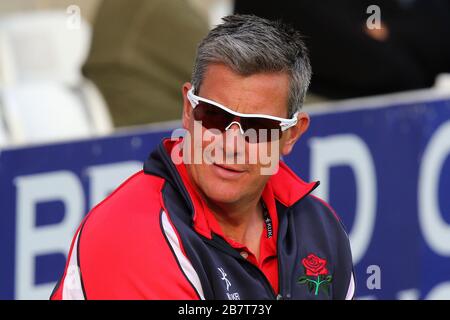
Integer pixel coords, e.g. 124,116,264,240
248,117,279,130
193,101,233,131
241,118,282,143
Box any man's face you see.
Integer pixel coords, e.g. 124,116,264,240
180,63,309,207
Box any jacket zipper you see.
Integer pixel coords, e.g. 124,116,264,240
276,218,286,300
241,257,277,299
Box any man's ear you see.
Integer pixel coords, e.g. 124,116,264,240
182,82,193,130
281,112,310,156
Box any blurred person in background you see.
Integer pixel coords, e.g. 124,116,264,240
235,0,450,100
82,0,209,127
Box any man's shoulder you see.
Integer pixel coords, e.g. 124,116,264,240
88,170,164,219
305,194,342,222
71,171,200,299
294,194,350,240
80,170,166,243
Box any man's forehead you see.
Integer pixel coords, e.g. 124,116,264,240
199,64,290,117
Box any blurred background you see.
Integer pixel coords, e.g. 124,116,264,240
1,0,450,300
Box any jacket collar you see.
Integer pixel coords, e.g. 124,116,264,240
144,138,319,240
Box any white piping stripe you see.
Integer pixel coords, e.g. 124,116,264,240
62,230,85,300
161,211,205,300
345,273,355,300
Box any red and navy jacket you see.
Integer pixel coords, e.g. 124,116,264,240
51,138,355,300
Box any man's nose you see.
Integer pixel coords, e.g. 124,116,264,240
225,121,245,135
223,121,246,161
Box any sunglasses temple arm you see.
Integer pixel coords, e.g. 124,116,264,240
187,89,198,106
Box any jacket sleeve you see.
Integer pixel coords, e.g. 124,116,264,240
50,226,84,300
51,172,202,300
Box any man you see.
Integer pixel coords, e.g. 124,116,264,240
51,14,355,300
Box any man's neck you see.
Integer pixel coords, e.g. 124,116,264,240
206,197,265,258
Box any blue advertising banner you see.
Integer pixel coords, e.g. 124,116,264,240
0,128,170,300
287,97,450,299
1,95,450,299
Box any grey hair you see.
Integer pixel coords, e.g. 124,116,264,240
191,14,312,117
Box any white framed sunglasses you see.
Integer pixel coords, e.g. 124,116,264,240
187,87,298,142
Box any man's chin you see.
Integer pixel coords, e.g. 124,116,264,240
201,186,245,206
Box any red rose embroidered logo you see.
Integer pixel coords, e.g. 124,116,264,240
297,253,333,296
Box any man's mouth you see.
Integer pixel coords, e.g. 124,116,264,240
215,163,245,172
212,163,246,179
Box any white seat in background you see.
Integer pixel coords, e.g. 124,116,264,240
0,105,7,147
1,83,93,144
0,10,112,146
0,10,90,86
